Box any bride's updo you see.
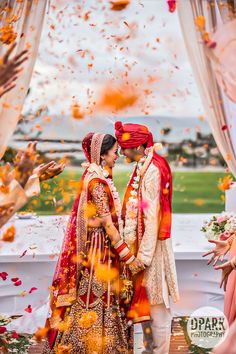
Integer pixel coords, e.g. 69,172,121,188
82,133,116,164
100,134,116,157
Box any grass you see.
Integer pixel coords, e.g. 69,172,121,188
172,172,226,213
22,170,227,215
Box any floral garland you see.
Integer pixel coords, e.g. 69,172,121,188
124,155,147,246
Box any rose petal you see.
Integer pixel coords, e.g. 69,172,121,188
19,250,27,258
25,305,32,313
11,277,19,282
12,331,19,339
0,272,8,281
29,287,38,294
14,280,22,286
0,326,7,334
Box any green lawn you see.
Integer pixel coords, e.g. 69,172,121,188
23,170,228,215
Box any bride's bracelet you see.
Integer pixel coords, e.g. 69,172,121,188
230,256,236,270
114,240,135,265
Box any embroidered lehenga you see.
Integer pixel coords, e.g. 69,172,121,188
43,133,132,354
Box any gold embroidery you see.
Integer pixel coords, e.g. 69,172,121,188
56,288,77,307
90,133,105,165
90,181,111,217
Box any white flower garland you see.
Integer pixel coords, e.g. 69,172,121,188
124,156,147,246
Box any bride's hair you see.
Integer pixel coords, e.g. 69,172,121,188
100,134,116,156
82,133,116,163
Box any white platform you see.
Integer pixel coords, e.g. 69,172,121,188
0,214,224,334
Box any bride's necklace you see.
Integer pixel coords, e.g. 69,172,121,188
100,166,124,237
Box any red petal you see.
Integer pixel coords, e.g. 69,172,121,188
167,0,176,13
222,124,228,131
0,272,8,281
12,331,19,339
0,326,7,334
19,250,27,258
11,277,19,282
29,287,38,294
25,305,32,313
14,280,22,286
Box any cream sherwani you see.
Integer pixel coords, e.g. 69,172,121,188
135,152,179,354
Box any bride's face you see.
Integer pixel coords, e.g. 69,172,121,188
102,142,119,168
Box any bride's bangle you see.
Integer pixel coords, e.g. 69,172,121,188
230,256,236,269
114,240,135,264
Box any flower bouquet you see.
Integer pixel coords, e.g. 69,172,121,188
201,212,236,241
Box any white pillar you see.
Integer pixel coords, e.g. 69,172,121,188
225,182,236,212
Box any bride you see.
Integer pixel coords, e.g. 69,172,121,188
42,132,140,354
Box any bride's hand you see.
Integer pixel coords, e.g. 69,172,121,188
215,260,233,291
202,239,230,266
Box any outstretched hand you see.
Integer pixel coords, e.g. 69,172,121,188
215,260,233,291
14,142,39,188
0,43,28,98
202,239,230,266
33,161,65,181
0,162,14,186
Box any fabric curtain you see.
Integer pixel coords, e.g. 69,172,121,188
177,0,236,177
0,0,48,159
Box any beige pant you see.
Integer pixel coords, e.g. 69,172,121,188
141,303,172,354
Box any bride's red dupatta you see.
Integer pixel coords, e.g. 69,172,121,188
46,169,119,348
46,170,88,348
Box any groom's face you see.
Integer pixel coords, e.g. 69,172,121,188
119,147,140,163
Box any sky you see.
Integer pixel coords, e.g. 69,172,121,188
22,0,205,119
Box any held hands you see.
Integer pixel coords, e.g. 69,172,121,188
128,258,146,276
202,239,230,266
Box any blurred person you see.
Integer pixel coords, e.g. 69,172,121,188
0,43,28,98
0,142,65,228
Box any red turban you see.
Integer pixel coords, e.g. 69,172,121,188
115,121,154,149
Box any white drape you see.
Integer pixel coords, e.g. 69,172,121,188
0,0,48,159
177,0,236,177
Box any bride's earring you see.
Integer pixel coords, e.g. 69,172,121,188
101,158,109,177
101,159,107,167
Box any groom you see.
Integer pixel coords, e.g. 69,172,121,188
115,121,179,354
